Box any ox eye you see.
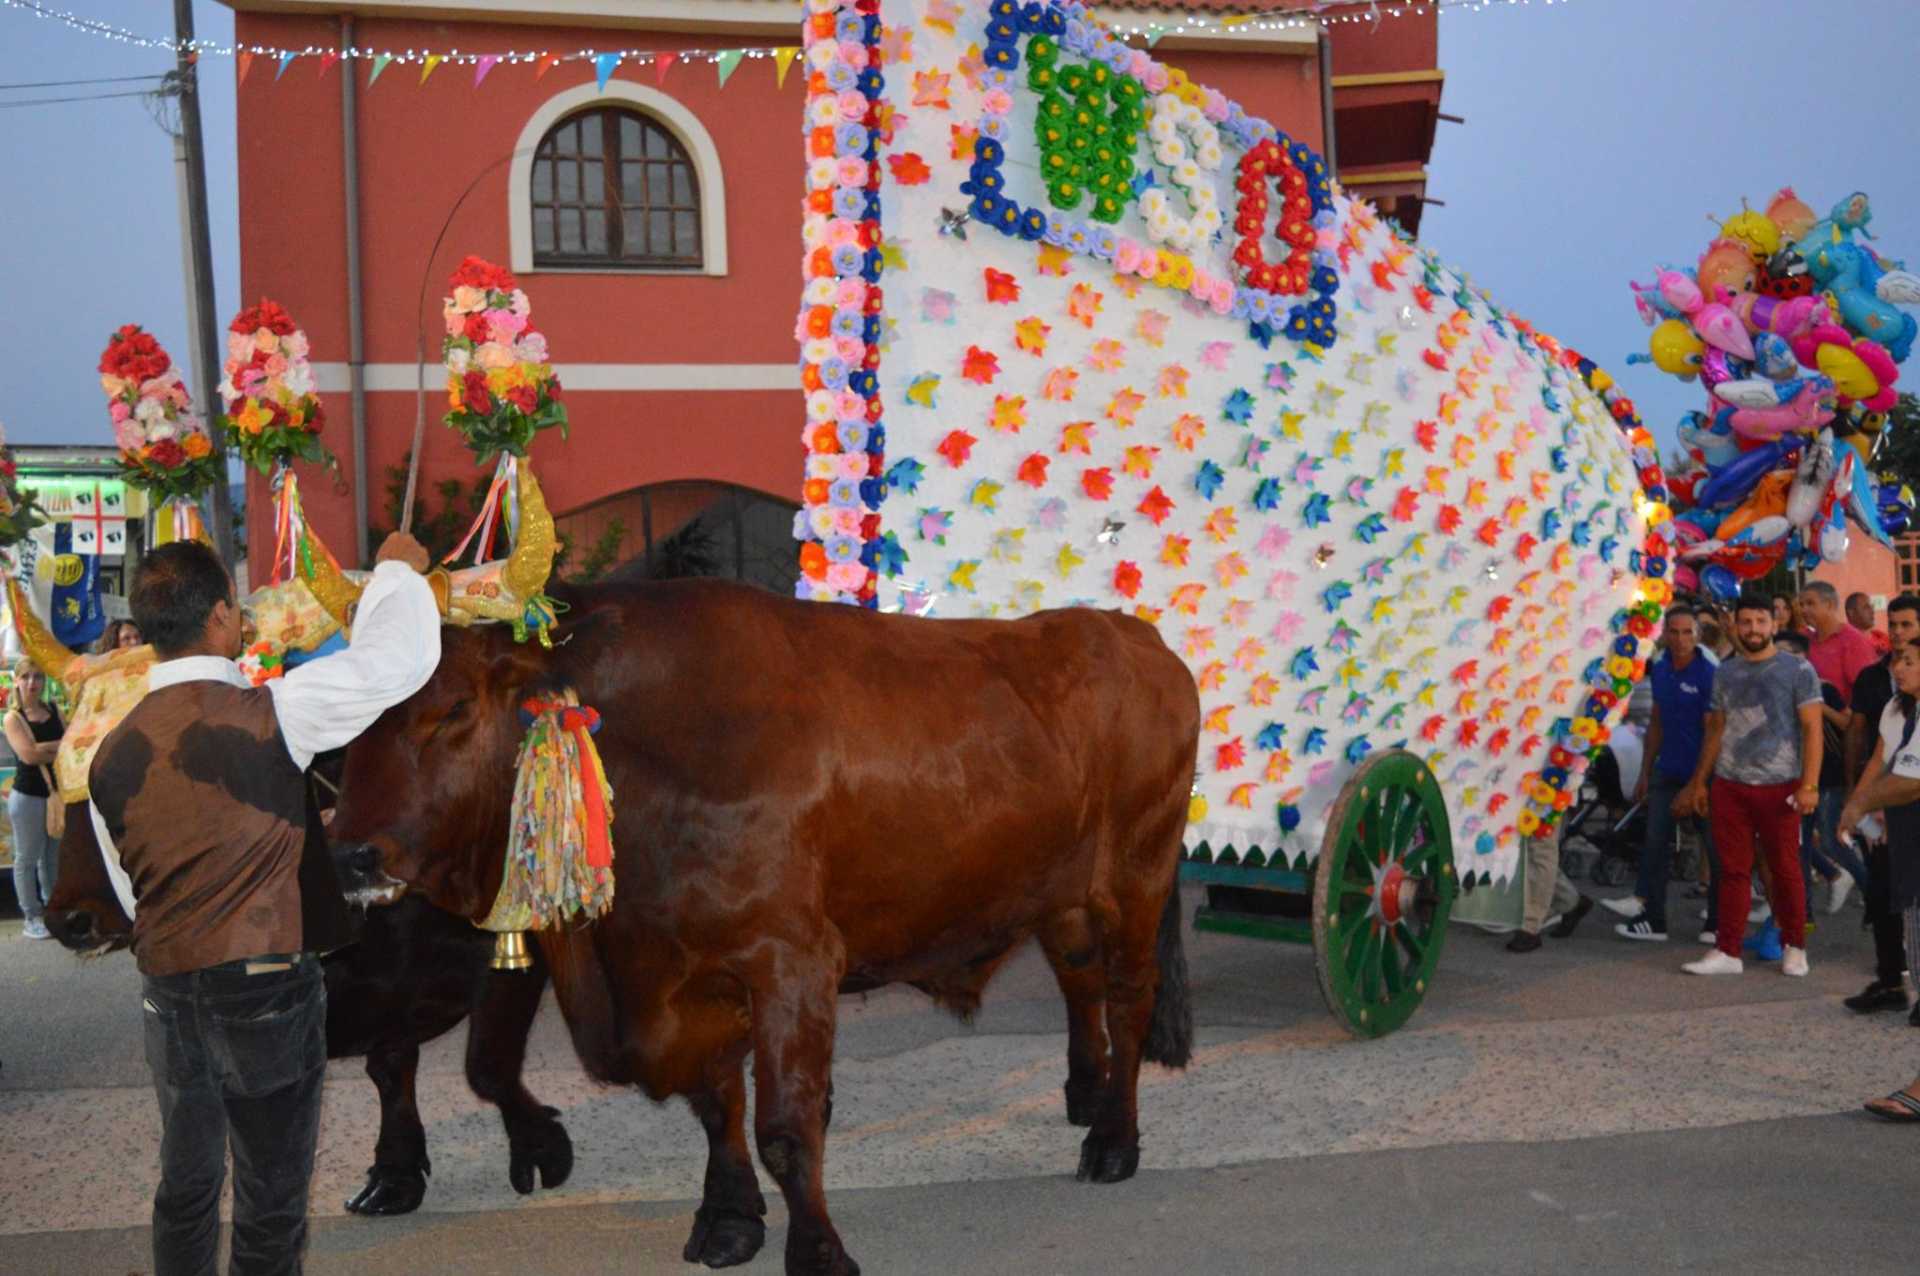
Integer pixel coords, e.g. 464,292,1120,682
420,698,471,743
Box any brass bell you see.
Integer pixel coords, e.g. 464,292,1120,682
490,930,533,972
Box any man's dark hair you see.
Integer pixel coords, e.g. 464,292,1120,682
129,541,234,657
1735,589,1775,617
1889,593,1920,622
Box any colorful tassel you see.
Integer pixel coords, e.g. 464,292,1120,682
480,690,616,932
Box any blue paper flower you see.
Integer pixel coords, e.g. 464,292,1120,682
1320,581,1351,613
1354,513,1387,544
1289,647,1319,679
1255,722,1286,750
1344,736,1373,766
1303,492,1331,528
1302,727,1328,756
1252,478,1282,511
1278,803,1302,834
1223,388,1254,423
874,532,908,578
886,457,926,494
1194,460,1225,501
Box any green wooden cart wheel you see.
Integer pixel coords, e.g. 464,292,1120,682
1311,749,1455,1039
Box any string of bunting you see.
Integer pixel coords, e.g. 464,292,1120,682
3,0,1577,73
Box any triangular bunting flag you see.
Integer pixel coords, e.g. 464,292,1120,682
474,54,500,87
594,52,620,92
237,51,255,85
774,46,800,89
653,51,677,85
367,53,393,86
319,51,340,76
715,49,744,88
420,54,443,84
275,52,296,79
535,52,561,79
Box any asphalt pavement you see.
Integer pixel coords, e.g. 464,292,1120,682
3,881,1915,1274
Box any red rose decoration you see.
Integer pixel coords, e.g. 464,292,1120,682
463,370,492,412
146,437,186,469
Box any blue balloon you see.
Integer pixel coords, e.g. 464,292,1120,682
1699,563,1740,602
1693,434,1805,510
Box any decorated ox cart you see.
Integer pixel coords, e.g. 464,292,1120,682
790,0,1672,1035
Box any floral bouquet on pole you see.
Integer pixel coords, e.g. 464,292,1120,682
0,424,46,553
218,298,338,586
98,325,220,537
435,256,565,644
442,256,567,465
219,299,332,476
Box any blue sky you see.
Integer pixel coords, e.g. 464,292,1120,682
0,0,1915,453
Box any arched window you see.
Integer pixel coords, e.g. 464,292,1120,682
529,106,703,270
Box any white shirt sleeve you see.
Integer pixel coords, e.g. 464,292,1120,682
266,562,442,771
88,801,139,921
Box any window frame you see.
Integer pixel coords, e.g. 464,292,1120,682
509,81,729,278
529,107,704,271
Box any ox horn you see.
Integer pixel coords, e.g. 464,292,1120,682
297,526,366,630
5,575,80,685
502,463,560,607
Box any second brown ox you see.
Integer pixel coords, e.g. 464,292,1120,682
329,578,1200,1276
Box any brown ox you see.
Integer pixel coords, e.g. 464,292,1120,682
329,579,1198,1275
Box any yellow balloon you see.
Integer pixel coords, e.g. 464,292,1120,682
1816,342,1880,399
1649,318,1704,377
1722,209,1781,258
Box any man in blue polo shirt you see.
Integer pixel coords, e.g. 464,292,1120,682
1608,604,1716,940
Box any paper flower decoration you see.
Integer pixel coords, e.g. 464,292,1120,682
0,423,46,550
98,324,221,502
441,256,567,463
219,298,332,476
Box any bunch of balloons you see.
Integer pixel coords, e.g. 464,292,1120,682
1628,188,1920,600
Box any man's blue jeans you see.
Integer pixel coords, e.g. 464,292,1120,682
1637,774,1713,932
1803,786,1868,894
142,954,326,1276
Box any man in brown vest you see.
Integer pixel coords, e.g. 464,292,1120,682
89,532,437,1276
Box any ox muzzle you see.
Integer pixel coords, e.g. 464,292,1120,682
331,840,410,909
46,903,129,957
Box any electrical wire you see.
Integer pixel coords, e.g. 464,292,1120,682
0,87,158,108
0,71,164,89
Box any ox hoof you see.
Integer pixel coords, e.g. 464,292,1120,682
508,1106,574,1195
683,1206,767,1268
1063,1079,1099,1127
1074,1132,1140,1184
786,1237,859,1276
344,1165,427,1216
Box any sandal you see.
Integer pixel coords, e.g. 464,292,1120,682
1863,1090,1920,1123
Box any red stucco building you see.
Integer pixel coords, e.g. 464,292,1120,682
219,0,1444,585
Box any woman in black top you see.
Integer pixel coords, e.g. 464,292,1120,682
5,658,64,939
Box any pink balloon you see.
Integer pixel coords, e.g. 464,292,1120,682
1694,303,1756,360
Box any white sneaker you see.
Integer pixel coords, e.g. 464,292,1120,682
1826,876,1855,915
1748,900,1772,924
20,918,51,940
1684,950,1744,975
1782,946,1809,977
1697,929,1717,944
1601,895,1645,918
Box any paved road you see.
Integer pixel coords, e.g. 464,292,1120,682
4,884,1915,1274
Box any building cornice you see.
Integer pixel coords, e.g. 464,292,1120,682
219,0,1317,50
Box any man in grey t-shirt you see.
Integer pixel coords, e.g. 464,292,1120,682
1677,590,1822,976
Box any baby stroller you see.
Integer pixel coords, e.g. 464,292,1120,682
1558,719,1647,887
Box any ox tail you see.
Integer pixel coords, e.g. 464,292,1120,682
1143,885,1193,1068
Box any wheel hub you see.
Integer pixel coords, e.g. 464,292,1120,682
1376,861,1417,926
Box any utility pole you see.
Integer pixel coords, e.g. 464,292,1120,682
173,0,236,561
